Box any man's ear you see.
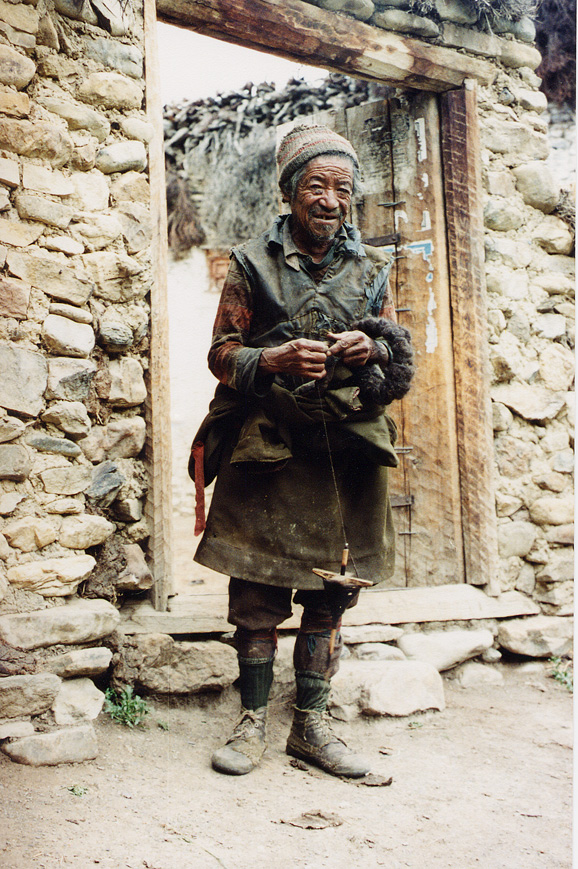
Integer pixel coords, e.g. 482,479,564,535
281,190,291,204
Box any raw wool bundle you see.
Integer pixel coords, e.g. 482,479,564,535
350,317,415,406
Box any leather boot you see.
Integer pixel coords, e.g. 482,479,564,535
212,706,267,775
212,628,275,776
287,631,370,778
286,705,370,778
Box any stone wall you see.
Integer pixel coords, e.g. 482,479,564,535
0,0,155,762
479,72,574,615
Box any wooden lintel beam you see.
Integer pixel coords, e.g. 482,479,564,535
156,0,495,93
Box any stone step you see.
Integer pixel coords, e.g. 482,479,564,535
1,724,98,766
120,584,540,635
0,598,120,650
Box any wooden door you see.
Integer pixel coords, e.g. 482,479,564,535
281,95,464,588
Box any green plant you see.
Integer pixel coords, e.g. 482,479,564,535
104,686,150,728
548,656,573,693
157,720,170,731
66,785,88,797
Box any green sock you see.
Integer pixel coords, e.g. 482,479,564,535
295,673,330,713
238,656,274,710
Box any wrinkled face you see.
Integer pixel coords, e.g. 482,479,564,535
288,155,354,250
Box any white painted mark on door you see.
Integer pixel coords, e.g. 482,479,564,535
415,118,427,162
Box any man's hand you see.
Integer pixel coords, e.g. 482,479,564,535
259,338,330,379
327,330,377,367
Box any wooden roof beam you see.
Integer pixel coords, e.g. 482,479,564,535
156,0,496,93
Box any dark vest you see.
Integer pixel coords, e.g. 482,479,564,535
231,228,391,349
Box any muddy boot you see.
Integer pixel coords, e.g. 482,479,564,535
286,686,370,778
212,707,268,775
212,630,275,776
286,631,369,778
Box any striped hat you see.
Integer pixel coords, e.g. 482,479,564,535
276,124,359,190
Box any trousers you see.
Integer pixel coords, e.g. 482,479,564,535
228,576,359,632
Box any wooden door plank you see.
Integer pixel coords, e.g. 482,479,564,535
156,0,495,93
345,99,395,243
144,0,174,609
440,83,499,593
120,586,539,633
344,100,413,586
389,92,464,587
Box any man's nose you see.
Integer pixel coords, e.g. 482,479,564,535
318,187,339,210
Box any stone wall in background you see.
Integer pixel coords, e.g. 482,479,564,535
0,0,155,764
479,72,574,615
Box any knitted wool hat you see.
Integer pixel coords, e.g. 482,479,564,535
276,124,359,191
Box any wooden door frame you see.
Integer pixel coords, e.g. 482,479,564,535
146,0,498,608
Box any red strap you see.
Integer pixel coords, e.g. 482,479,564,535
191,442,206,536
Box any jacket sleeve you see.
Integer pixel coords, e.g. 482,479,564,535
208,256,273,396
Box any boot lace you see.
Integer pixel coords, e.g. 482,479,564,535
307,711,346,748
227,709,266,745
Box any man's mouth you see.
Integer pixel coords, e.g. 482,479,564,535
311,213,340,223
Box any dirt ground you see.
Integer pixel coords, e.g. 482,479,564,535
0,661,573,869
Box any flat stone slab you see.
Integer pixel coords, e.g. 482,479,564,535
0,719,34,739
7,554,96,596
1,724,98,765
341,624,404,644
46,647,112,678
0,598,120,650
497,615,573,658
353,643,406,661
123,586,540,635
330,660,445,720
0,673,61,718
397,629,494,672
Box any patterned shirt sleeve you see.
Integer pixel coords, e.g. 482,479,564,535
378,277,397,323
208,255,271,396
375,261,396,323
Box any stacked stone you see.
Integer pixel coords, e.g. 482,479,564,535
109,615,573,720
0,0,154,764
292,0,541,70
477,69,574,615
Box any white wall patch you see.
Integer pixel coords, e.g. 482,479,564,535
414,118,427,162
425,286,438,353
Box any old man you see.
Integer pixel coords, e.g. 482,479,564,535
191,124,414,777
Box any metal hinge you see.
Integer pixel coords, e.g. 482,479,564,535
390,494,415,508
363,232,401,247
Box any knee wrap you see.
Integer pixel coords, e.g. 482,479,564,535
293,630,342,681
235,627,277,662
